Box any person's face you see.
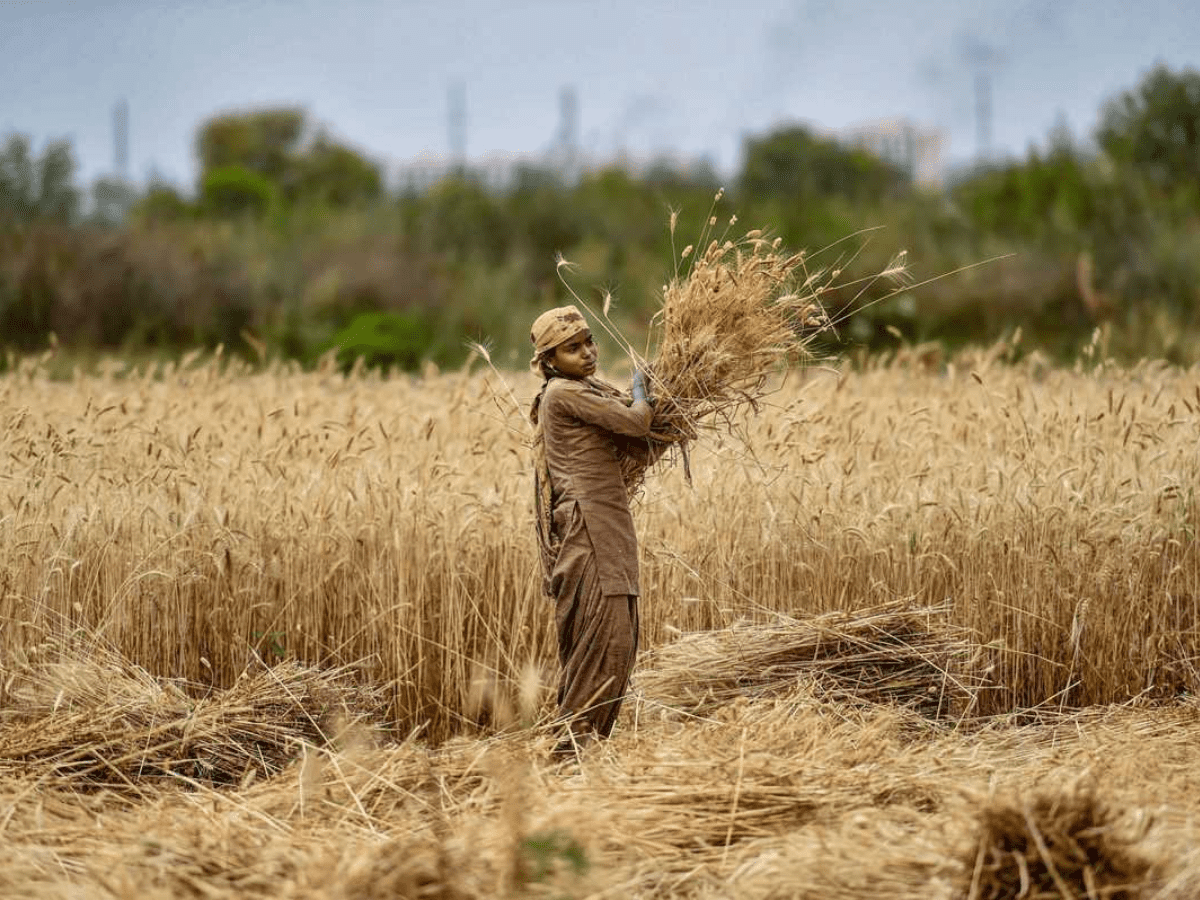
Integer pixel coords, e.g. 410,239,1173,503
551,329,597,378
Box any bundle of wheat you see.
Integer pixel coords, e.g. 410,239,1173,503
0,641,381,790
633,600,984,721
613,214,905,488
960,784,1157,900
647,237,820,435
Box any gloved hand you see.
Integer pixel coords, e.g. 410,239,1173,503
631,369,649,403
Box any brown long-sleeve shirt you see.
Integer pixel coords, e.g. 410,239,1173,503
540,377,654,597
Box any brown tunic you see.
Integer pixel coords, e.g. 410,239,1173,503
538,377,654,597
532,376,654,745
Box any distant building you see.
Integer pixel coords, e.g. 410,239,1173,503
836,118,947,189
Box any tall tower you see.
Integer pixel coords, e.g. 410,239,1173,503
973,70,992,162
448,80,467,172
113,98,129,180
556,85,579,182
963,38,1000,164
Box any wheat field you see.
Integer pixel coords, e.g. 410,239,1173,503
1,347,1199,898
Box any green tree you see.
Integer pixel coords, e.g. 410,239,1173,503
640,155,722,193
415,173,509,263
1097,63,1200,194
195,109,384,210
135,179,192,223
573,165,668,251
196,107,306,188
0,134,79,225
36,140,78,221
505,165,582,283
739,125,910,206
0,134,36,220
292,133,383,206
952,126,1096,244
201,165,277,218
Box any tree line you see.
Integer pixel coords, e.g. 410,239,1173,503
1,63,1198,369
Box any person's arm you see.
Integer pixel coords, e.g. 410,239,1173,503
551,382,653,437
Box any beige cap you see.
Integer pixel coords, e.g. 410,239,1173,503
529,305,589,368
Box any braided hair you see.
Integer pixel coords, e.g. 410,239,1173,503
528,353,559,426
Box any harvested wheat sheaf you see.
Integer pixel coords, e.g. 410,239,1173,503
646,233,821,436
0,640,381,790
634,600,985,721
609,233,820,489
617,221,902,488
959,784,1158,900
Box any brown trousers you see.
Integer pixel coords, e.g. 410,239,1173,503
555,589,639,743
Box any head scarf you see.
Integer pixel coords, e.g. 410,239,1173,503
529,305,589,371
528,305,590,571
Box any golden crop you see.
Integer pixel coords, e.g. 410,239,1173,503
1,350,1198,898
4,351,1197,730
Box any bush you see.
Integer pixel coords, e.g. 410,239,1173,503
410,174,509,264
1098,63,1200,195
0,134,80,226
330,310,435,372
0,224,259,353
739,125,910,207
201,165,277,218
135,183,192,223
291,136,383,207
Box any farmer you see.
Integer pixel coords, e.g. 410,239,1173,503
528,305,657,756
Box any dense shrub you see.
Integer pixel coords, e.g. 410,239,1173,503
201,165,277,219
0,134,80,226
0,225,259,351
1098,63,1200,195
330,310,434,371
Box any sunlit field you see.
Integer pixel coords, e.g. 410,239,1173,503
2,348,1199,898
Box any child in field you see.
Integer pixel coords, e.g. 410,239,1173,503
528,305,656,756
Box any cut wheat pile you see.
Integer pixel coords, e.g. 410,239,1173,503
634,600,985,721
960,783,1157,899
0,639,381,791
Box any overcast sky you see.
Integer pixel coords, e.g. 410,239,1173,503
3,0,1198,191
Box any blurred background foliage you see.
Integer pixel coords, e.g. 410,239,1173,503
1,63,1199,371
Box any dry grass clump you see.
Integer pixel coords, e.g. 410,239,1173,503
588,699,953,868
634,600,984,721
0,639,381,791
960,784,1157,900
